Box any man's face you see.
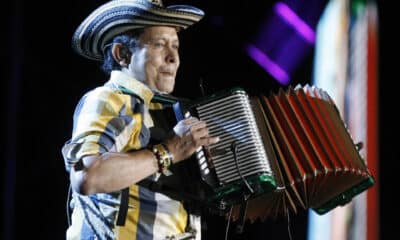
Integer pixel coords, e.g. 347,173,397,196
129,26,180,94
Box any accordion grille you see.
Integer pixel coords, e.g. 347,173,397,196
196,92,272,185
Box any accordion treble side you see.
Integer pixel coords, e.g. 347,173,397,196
174,88,279,207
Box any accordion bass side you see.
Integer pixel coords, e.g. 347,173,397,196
165,86,375,221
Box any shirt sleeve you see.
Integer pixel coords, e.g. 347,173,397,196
62,87,142,172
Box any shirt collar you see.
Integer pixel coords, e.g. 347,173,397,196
107,70,154,105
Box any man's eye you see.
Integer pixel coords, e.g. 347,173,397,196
154,42,165,48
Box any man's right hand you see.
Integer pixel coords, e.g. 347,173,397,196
164,117,219,164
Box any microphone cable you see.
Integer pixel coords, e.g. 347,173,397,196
231,141,254,195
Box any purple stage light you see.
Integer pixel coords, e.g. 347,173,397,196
245,44,290,85
245,1,319,85
275,2,316,44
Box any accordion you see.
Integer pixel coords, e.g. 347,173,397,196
152,85,374,221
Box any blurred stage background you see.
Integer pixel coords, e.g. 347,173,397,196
3,0,396,239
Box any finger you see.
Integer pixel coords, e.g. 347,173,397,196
181,121,206,138
174,117,201,137
189,121,207,132
189,126,209,140
191,135,220,147
182,117,199,125
201,137,220,147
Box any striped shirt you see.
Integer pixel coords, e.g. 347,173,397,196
62,71,197,240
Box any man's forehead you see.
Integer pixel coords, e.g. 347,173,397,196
141,26,180,40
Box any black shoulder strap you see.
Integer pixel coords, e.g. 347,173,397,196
116,187,129,226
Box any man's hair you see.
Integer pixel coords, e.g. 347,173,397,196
101,29,144,74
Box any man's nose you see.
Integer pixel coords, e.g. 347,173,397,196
166,47,178,64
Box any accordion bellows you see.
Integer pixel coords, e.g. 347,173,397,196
233,85,374,221
160,85,374,222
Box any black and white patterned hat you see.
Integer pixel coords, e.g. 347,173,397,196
72,0,204,61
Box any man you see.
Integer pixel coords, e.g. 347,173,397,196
62,0,219,239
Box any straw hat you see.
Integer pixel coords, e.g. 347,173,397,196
72,0,204,61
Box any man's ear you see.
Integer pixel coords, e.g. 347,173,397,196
111,43,129,67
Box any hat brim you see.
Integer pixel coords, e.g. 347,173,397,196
72,0,204,61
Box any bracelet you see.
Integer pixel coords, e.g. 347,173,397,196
151,143,173,174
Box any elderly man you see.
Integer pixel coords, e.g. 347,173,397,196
62,0,219,239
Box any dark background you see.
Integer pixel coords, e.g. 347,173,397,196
3,0,397,239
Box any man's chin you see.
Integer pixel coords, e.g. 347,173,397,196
159,79,175,93
154,85,174,94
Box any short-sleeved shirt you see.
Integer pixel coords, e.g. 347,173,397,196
62,71,192,240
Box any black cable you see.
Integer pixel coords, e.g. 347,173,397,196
231,141,253,237
231,142,254,195
286,207,293,240
225,205,234,240
199,77,206,97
